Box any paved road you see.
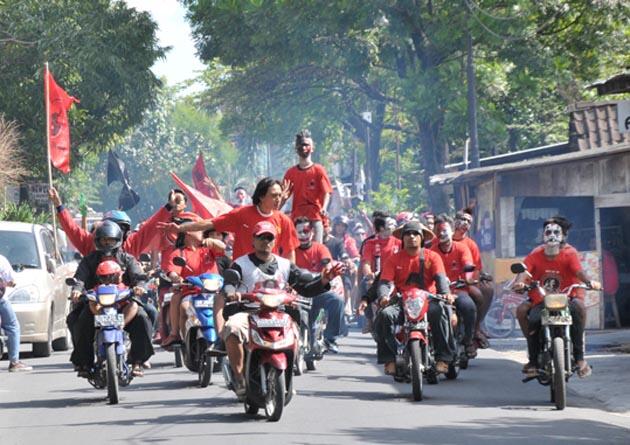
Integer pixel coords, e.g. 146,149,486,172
1,331,629,445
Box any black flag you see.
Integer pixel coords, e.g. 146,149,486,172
107,150,140,210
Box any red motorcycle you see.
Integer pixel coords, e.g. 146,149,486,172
393,288,435,401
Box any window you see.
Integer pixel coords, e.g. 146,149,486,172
0,231,41,268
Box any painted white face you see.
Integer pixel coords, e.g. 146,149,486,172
296,222,313,244
543,223,564,246
437,222,453,244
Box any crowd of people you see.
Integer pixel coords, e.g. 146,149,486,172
1,128,600,391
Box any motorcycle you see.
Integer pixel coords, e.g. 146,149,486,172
511,262,599,410
448,266,478,374
66,278,133,405
222,269,302,421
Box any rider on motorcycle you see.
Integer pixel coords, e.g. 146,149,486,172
219,221,343,397
69,221,154,377
294,217,346,353
430,214,478,358
363,221,454,375
91,260,140,328
513,216,601,378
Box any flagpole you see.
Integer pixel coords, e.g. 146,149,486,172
45,62,60,257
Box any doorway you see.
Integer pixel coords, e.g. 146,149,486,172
600,207,630,327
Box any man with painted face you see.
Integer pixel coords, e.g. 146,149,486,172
513,216,601,378
294,217,346,353
218,221,344,398
231,186,251,208
368,221,454,375
431,214,479,358
453,208,494,349
281,130,333,243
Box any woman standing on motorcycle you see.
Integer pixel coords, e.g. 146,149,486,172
513,216,601,378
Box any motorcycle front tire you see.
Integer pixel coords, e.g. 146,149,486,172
409,339,423,401
199,352,214,388
552,336,567,410
106,343,119,405
265,367,286,422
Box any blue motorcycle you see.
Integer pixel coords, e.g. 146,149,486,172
180,272,223,387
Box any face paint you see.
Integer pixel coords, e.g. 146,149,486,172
455,215,472,233
437,223,453,244
543,223,564,256
296,222,313,244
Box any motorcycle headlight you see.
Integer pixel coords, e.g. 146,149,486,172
260,293,284,308
202,278,222,292
544,293,568,310
404,297,424,320
7,285,42,304
97,293,117,307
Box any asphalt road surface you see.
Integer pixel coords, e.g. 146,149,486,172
1,330,629,445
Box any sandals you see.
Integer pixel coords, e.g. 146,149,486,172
522,362,538,377
576,361,592,378
384,362,396,376
435,361,449,374
161,334,182,348
132,364,144,377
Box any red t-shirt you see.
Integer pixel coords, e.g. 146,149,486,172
380,249,446,294
523,244,583,305
456,236,482,271
166,246,219,278
295,242,332,273
211,205,299,260
283,164,333,221
362,236,401,272
430,241,474,283
344,234,360,258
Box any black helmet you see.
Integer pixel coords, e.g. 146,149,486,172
94,220,123,255
333,215,350,227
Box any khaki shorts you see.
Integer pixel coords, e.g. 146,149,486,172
221,311,249,343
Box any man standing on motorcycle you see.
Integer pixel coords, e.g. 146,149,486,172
219,221,343,398
452,208,493,349
69,221,154,377
513,216,601,378
294,217,346,353
281,130,333,243
431,214,478,358
363,221,454,375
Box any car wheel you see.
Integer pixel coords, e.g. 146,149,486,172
33,311,53,357
52,328,71,351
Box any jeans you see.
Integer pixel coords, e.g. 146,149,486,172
310,291,345,343
454,292,477,346
0,297,21,362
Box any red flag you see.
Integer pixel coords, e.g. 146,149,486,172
192,153,224,201
171,172,232,219
45,67,79,174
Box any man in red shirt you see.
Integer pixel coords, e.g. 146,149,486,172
513,216,601,377
453,208,494,348
282,130,333,243
160,178,299,263
295,217,346,352
363,221,454,375
431,214,478,358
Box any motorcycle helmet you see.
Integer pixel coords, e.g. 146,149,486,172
96,260,123,285
94,220,123,256
103,210,132,235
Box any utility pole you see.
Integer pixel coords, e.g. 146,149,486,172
466,22,480,168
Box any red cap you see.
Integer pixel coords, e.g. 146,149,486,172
252,221,277,237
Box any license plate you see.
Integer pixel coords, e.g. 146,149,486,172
253,317,289,328
542,315,572,325
163,292,173,303
194,299,213,308
95,313,124,328
406,320,427,330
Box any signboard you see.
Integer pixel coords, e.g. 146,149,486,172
618,100,630,133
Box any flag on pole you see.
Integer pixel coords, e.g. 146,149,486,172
107,150,140,210
45,67,79,174
171,172,232,219
192,153,224,201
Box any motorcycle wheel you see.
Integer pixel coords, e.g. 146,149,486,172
294,327,307,376
484,305,516,339
174,345,183,368
409,340,423,401
264,367,286,422
105,343,119,405
552,337,567,410
199,352,214,388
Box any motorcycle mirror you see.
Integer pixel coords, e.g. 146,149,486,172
511,262,527,274
223,268,241,285
139,253,151,263
173,256,187,267
65,277,78,287
463,264,476,273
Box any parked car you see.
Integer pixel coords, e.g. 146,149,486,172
0,221,77,357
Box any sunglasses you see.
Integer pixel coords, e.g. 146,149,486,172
255,234,275,242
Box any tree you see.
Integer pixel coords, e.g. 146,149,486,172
0,114,27,192
0,0,165,176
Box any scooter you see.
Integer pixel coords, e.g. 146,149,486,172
222,269,300,422
66,278,133,405
511,262,599,410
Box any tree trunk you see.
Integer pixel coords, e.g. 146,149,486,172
367,101,386,192
418,119,449,214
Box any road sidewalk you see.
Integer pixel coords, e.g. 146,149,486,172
490,329,630,415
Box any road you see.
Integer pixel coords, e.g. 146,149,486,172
1,330,629,445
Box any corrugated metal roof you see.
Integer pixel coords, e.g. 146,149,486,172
568,101,630,150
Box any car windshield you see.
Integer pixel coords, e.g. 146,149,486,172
0,231,40,269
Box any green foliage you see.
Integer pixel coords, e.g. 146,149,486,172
0,202,49,225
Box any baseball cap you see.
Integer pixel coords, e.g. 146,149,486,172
252,221,277,238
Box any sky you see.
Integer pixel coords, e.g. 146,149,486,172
124,0,205,86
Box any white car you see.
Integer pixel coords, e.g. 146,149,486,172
0,221,77,357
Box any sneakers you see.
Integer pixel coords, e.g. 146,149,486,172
324,339,339,354
522,362,538,377
8,361,32,372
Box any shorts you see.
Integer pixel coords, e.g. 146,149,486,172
221,311,249,343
